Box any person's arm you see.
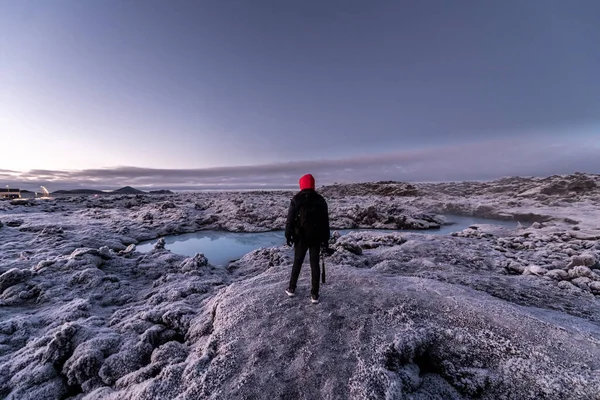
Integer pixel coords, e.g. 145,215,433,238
285,198,296,244
322,199,330,245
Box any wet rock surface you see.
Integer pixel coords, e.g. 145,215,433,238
0,173,599,399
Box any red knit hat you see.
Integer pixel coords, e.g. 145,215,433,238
299,174,315,190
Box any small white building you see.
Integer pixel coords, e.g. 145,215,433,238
0,188,21,199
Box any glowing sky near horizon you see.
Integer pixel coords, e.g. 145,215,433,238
1,0,599,188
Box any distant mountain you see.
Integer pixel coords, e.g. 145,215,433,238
112,186,147,194
52,189,105,195
51,186,148,195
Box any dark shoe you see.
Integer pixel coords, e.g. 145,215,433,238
311,294,319,304
285,288,295,297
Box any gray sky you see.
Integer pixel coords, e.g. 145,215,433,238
1,0,599,190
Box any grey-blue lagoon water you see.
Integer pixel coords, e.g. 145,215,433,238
137,215,519,266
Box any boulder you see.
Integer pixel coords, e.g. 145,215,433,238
159,201,176,211
0,268,32,293
522,265,548,276
571,277,592,291
6,220,23,227
119,244,136,255
569,231,600,241
99,246,112,258
567,175,597,192
154,238,166,250
70,248,101,258
540,180,569,195
505,261,525,274
545,269,568,280
568,265,594,279
589,281,600,294
567,252,598,268
180,253,210,272
557,281,579,291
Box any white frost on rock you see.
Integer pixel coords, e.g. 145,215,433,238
522,265,548,276
119,244,136,255
99,246,112,259
1,173,600,399
545,269,569,281
571,277,592,291
179,253,210,273
154,237,166,250
0,268,32,293
568,265,594,279
589,281,600,294
567,252,599,268
557,281,580,291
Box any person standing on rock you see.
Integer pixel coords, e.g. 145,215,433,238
285,173,330,304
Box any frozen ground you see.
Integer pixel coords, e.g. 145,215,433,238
1,173,599,399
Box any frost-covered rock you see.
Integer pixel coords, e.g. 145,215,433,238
1,174,600,399
0,268,32,293
154,237,166,250
522,265,548,276
227,246,293,277
120,244,136,255
38,226,65,237
568,265,594,279
62,333,120,389
334,240,363,255
179,253,210,272
42,323,81,365
98,342,153,385
539,175,597,195
571,277,592,291
557,280,580,291
567,252,598,268
329,232,394,256
150,340,188,364
99,246,113,259
158,201,176,210
569,230,600,240
545,269,569,280
331,230,341,241
5,219,23,227
589,281,600,294
3,365,66,400
504,261,525,274
320,181,420,197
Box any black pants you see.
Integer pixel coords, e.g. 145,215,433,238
289,242,321,296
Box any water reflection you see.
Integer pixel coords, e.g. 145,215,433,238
137,230,286,266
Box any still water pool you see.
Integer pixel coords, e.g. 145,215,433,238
137,215,519,266
137,215,518,266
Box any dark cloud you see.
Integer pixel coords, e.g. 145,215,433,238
4,138,598,191
2,1,599,170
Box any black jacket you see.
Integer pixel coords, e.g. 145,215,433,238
285,189,330,246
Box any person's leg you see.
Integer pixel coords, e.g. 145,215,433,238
308,244,321,297
289,242,308,291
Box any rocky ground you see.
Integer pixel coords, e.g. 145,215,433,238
0,173,599,399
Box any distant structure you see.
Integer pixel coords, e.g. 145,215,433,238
0,187,21,199
40,186,50,197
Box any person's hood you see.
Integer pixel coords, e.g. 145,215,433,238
299,174,315,190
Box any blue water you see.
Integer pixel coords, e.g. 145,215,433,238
136,215,518,266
